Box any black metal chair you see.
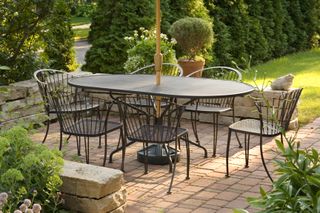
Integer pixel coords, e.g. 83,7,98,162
34,69,77,143
116,96,190,194
130,63,183,76
226,88,303,181
185,66,242,157
34,69,124,168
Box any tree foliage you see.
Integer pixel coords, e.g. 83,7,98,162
83,0,154,74
0,0,76,84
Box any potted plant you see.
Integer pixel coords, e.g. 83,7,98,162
169,17,213,77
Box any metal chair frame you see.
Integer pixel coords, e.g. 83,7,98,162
130,63,183,77
116,95,190,194
34,69,125,168
225,88,303,181
186,66,242,157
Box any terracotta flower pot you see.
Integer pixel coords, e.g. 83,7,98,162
178,59,205,77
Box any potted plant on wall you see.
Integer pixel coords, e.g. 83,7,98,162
169,17,213,77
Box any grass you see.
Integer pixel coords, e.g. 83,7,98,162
71,16,91,26
73,28,89,41
242,48,320,124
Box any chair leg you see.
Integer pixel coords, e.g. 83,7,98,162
260,135,273,182
244,133,250,168
163,144,173,173
185,134,190,180
98,136,102,148
103,134,108,166
59,130,63,151
190,112,200,143
235,132,243,148
168,139,179,194
212,113,219,157
76,136,81,156
84,137,90,164
66,134,72,141
120,128,126,172
42,114,50,143
280,133,284,144
143,142,148,174
225,129,232,177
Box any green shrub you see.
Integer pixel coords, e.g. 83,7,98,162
169,17,213,60
74,2,97,18
42,0,78,72
0,127,64,212
124,28,177,73
83,0,154,74
0,0,76,84
236,134,320,212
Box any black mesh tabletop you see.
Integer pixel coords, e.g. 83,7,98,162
68,74,254,98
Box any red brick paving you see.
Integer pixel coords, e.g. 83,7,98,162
30,116,320,213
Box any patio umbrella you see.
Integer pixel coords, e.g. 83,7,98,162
154,0,163,117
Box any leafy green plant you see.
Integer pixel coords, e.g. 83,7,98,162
235,133,320,213
169,17,213,61
252,134,320,212
0,127,64,212
124,28,177,72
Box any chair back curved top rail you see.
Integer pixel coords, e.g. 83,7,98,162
130,63,183,77
34,69,73,114
186,66,242,81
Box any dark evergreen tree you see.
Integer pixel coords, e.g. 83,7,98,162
259,0,276,58
299,0,320,48
212,0,250,66
83,0,154,74
245,0,269,63
282,0,300,53
272,0,288,57
166,0,210,24
42,0,77,71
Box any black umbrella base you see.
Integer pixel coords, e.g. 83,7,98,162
137,144,181,165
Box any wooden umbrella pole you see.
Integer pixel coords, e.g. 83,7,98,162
154,0,163,118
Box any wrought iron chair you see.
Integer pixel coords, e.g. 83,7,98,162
34,69,124,168
130,63,183,76
34,69,77,143
185,66,242,157
225,88,303,181
116,96,190,194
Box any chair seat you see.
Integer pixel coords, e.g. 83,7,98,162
128,125,188,143
64,119,121,136
229,119,281,136
49,102,99,113
185,104,232,113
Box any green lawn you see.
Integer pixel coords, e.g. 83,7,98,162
73,28,89,41
71,16,91,26
242,48,320,124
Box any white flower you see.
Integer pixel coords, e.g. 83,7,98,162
24,199,32,207
32,204,42,213
13,210,22,213
19,203,27,212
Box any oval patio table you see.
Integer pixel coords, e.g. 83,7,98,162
69,74,254,164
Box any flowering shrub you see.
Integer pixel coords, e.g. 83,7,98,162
0,192,42,213
124,27,177,73
0,127,64,212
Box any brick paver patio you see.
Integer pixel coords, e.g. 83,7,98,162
31,116,320,213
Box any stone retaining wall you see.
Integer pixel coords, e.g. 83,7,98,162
60,161,126,213
0,79,47,130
